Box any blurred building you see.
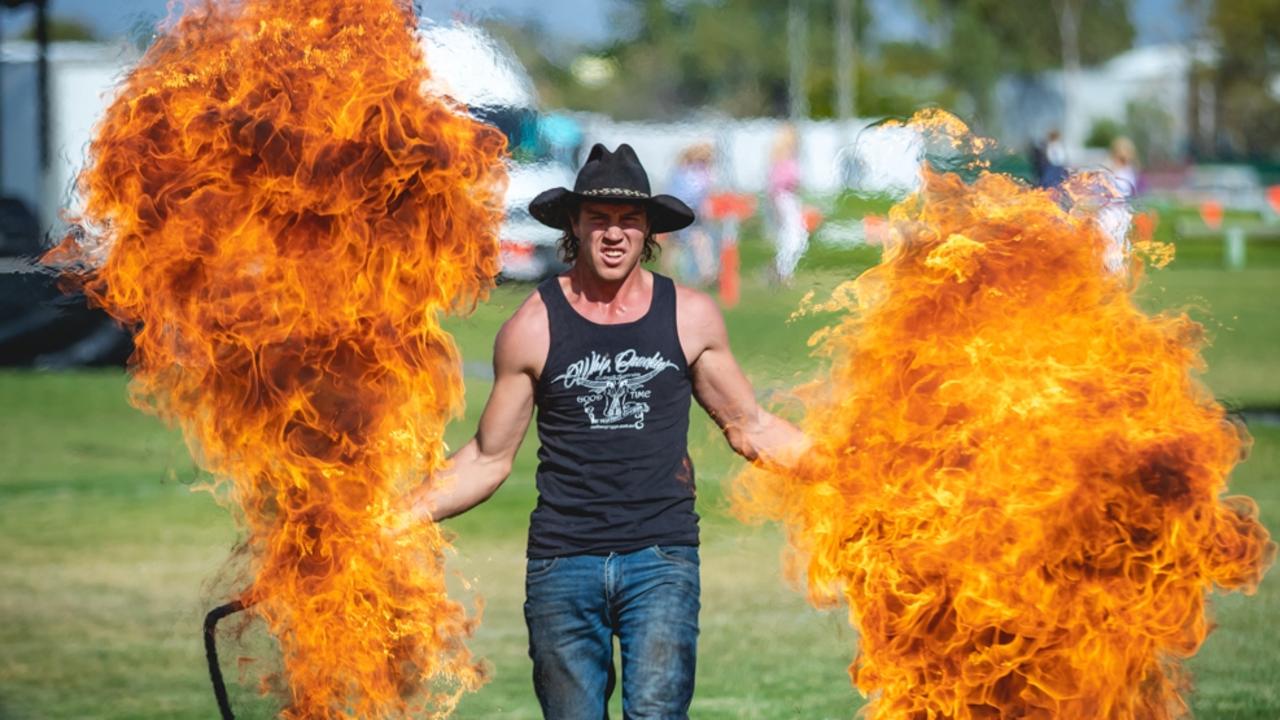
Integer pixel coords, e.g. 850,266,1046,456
1,40,136,238
998,42,1215,167
577,115,870,196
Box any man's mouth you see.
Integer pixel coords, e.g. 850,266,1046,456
601,246,626,265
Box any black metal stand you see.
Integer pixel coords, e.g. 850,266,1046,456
203,598,252,720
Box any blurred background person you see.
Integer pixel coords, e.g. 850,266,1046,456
1108,135,1140,197
1031,129,1068,188
766,124,808,284
666,142,718,286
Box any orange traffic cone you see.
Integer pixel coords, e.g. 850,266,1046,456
708,192,755,310
719,240,740,308
1200,200,1223,230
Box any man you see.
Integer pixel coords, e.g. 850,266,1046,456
408,144,805,719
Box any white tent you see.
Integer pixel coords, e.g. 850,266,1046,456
419,21,537,112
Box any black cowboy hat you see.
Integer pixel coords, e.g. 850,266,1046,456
529,143,695,234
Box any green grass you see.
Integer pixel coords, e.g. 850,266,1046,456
1136,268,1280,408
1134,201,1280,270
2,370,1277,719
1,229,1278,718
0,367,858,720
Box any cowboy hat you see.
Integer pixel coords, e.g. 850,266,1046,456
528,143,695,234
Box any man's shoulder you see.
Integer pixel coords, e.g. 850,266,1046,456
671,280,727,358
672,282,720,323
494,286,550,372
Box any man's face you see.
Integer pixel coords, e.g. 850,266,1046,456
570,201,649,283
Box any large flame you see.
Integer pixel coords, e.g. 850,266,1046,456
734,111,1274,718
46,1,506,716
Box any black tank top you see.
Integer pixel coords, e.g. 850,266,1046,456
527,273,698,558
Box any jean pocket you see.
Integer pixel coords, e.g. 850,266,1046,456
651,545,699,569
525,556,560,580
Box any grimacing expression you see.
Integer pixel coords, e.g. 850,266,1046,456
570,201,649,281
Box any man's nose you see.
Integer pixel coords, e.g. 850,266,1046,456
604,224,624,240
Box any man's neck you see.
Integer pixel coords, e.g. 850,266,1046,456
563,263,651,321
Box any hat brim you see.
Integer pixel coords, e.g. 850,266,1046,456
529,188,695,234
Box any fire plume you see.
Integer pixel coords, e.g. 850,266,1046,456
734,112,1274,718
46,1,506,716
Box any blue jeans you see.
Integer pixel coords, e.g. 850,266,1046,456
524,545,700,720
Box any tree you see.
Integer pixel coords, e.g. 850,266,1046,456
19,16,98,42
496,0,877,120
496,0,1134,125
913,0,1134,131
1206,0,1280,159
857,41,960,118
603,0,795,119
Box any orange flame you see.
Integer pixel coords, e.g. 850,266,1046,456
735,112,1274,718
46,1,506,717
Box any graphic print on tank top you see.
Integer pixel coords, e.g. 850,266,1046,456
552,348,679,430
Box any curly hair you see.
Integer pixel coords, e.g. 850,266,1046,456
556,201,661,264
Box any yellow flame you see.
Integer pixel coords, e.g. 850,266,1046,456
734,111,1274,719
46,1,507,717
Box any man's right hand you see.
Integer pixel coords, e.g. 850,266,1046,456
400,289,548,523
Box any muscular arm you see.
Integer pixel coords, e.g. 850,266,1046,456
405,296,545,522
677,288,809,468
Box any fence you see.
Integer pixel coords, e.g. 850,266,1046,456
574,115,873,196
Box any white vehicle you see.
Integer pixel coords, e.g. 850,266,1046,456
422,22,573,281
499,162,573,281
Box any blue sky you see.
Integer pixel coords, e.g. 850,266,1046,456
0,0,616,42
1,0,1196,47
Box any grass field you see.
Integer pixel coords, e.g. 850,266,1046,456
2,226,1278,719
